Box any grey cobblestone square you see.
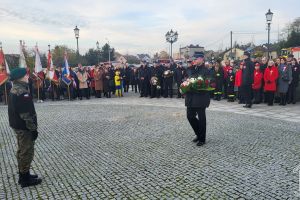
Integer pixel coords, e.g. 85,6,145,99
1,93,300,199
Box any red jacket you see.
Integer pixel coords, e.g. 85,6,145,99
264,66,279,92
234,69,242,87
89,69,95,88
252,69,263,90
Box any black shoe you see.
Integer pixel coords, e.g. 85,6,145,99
18,172,38,184
196,141,205,146
243,104,252,108
19,172,42,188
192,137,199,143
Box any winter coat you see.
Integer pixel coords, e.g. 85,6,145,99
234,70,242,87
241,58,254,87
252,69,263,90
185,65,210,108
94,69,104,91
76,71,88,89
291,64,300,87
213,68,223,92
174,67,185,84
278,64,292,93
264,66,279,92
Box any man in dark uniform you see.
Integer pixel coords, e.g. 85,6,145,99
163,63,174,98
174,62,185,98
150,62,162,98
8,68,42,188
138,64,149,97
185,58,210,146
241,51,254,108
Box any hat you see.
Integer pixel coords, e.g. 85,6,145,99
255,63,260,67
10,68,27,81
243,51,250,57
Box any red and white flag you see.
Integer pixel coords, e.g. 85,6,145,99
34,45,44,80
0,47,9,85
47,48,58,83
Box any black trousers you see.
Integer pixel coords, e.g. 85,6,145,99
79,88,89,99
241,85,252,105
253,89,261,103
140,80,148,97
288,83,297,103
150,85,160,98
163,80,173,98
265,91,275,105
187,107,206,143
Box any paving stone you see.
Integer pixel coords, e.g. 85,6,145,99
0,92,299,198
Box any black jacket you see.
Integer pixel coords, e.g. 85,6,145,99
291,64,300,87
185,65,210,108
8,82,37,131
241,58,254,87
174,67,185,84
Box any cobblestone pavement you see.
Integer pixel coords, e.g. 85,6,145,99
1,92,300,199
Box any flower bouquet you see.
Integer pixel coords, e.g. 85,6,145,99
180,76,215,95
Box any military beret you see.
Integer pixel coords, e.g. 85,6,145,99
10,68,27,81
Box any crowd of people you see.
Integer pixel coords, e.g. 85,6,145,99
0,53,299,107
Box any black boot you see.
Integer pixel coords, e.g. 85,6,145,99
19,172,42,188
18,171,38,184
192,137,199,143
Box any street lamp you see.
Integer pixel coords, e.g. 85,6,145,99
165,29,178,59
96,41,100,64
74,25,80,55
265,9,273,59
105,38,112,65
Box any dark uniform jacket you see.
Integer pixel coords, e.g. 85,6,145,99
174,67,185,85
241,57,254,87
291,64,300,87
185,65,211,108
8,81,37,131
213,68,224,92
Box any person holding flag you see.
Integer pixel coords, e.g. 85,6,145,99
46,46,60,101
61,51,72,100
34,44,45,102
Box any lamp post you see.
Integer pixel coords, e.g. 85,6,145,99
165,29,178,59
105,38,111,65
96,41,100,64
74,26,80,56
265,9,273,59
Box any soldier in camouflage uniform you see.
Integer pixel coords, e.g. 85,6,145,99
8,68,42,188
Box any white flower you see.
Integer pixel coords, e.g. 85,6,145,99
197,76,203,81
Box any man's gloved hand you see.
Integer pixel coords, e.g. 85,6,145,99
31,130,39,141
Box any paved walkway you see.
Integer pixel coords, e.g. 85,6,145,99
0,93,299,199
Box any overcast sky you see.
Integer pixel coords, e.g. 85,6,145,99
0,0,299,55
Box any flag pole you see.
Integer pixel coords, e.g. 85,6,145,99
37,77,40,102
67,84,71,101
36,77,43,103
4,82,8,105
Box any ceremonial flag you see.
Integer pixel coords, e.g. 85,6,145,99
19,40,27,68
0,47,9,85
61,51,71,85
46,48,59,84
5,58,10,74
47,49,53,70
34,45,44,80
